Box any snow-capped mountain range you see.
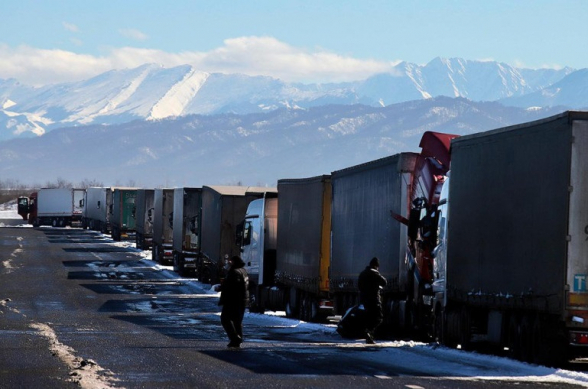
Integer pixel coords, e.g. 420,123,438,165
0,57,579,141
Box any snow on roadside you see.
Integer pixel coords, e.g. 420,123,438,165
31,322,119,389
0,200,32,227
0,200,21,218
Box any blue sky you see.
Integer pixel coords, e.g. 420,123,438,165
2,0,587,86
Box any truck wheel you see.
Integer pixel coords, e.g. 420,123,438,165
507,314,521,360
285,300,296,318
299,294,319,322
433,304,444,344
531,316,546,365
519,315,533,362
112,228,120,241
444,307,460,348
173,252,180,272
200,266,212,284
309,297,320,322
299,295,308,321
285,288,298,318
173,252,185,276
459,307,471,350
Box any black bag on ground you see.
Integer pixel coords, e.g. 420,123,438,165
336,304,366,338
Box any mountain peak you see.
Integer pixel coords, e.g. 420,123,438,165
0,59,578,141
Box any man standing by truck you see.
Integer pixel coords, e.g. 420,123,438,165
358,257,387,344
217,256,249,348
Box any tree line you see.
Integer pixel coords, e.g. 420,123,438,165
0,178,106,205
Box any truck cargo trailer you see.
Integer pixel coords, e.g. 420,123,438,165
172,187,202,277
152,189,175,264
82,187,114,233
31,188,84,227
329,153,418,317
110,188,137,241
273,175,332,322
191,186,272,284
435,111,588,365
135,189,154,250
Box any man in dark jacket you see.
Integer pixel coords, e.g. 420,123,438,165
217,255,249,348
358,257,387,344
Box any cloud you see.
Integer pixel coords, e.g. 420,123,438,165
119,28,149,41
0,37,399,86
512,59,565,70
198,36,394,83
0,44,113,85
62,22,79,33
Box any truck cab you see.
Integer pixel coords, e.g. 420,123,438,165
240,196,278,285
17,196,31,220
431,174,449,340
238,195,278,310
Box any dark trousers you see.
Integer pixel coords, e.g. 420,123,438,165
221,304,246,343
364,302,383,335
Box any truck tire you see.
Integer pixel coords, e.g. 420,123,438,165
112,227,121,241
285,288,298,318
444,307,460,348
433,304,444,344
199,266,213,284
459,307,471,351
299,294,319,322
519,315,533,362
173,252,185,276
309,297,320,322
507,314,521,360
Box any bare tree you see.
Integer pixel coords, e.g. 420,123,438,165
77,178,104,189
44,177,73,189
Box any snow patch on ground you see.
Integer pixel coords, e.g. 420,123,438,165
30,322,119,389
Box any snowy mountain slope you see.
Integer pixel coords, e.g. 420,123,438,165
0,58,576,141
0,97,563,187
148,68,210,119
500,68,588,109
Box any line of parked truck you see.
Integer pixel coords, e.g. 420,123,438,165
15,111,588,365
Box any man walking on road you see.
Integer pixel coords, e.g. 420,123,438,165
358,257,387,344
216,255,249,348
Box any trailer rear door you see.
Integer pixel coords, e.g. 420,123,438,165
567,120,588,316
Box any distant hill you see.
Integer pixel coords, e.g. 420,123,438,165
0,97,565,187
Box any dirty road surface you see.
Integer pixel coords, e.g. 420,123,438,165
1,227,587,389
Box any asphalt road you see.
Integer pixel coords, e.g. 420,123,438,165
0,227,585,389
